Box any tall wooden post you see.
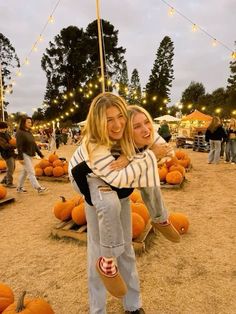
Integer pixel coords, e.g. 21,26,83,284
96,0,105,93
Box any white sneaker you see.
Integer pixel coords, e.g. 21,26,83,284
37,187,48,194
16,187,27,193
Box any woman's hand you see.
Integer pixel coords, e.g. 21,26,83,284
109,154,130,170
150,143,172,160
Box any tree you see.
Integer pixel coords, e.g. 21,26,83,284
129,69,142,105
226,44,236,117
117,61,129,101
145,36,175,118
180,81,205,114
0,33,20,116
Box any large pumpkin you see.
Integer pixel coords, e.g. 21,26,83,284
44,166,53,177
70,194,84,207
165,156,179,168
52,159,63,168
35,167,43,177
131,202,150,225
38,159,50,169
2,291,54,314
0,185,7,200
129,190,143,203
169,164,186,177
53,196,74,221
0,160,7,170
52,166,64,177
132,212,145,239
48,152,58,163
168,212,189,234
71,203,86,225
158,166,168,182
175,150,186,160
178,158,191,168
0,283,14,313
166,170,183,185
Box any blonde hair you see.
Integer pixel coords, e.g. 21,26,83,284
208,116,221,133
83,92,134,158
229,118,236,130
127,105,154,154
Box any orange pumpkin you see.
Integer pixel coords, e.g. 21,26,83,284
0,185,7,200
158,166,168,182
9,138,16,146
52,159,63,168
71,203,87,225
132,212,145,239
52,166,64,177
169,164,186,177
0,160,7,170
168,212,189,234
165,156,179,168
0,283,14,313
166,170,183,185
38,159,50,169
63,163,68,174
35,167,43,177
178,158,191,168
44,166,53,177
175,150,186,160
2,291,54,314
129,190,143,203
131,202,150,225
70,194,84,207
48,152,59,163
53,196,74,221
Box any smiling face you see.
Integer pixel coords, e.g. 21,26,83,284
106,105,126,141
25,118,32,130
132,112,153,148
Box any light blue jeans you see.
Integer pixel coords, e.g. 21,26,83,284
208,140,221,164
226,140,236,162
18,153,41,189
86,176,141,313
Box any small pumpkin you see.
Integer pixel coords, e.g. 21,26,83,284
71,202,86,225
2,291,54,314
165,156,179,168
131,202,150,225
0,160,7,170
63,162,68,174
48,151,59,163
70,194,84,207
35,167,43,177
129,190,143,203
168,212,189,234
44,166,54,177
0,185,7,200
52,166,64,177
0,283,14,313
169,164,186,177
175,150,186,160
38,159,50,169
52,159,63,168
158,165,168,182
166,170,183,185
178,158,191,168
132,212,145,239
9,138,16,146
53,196,74,221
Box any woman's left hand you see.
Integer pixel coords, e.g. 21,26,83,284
109,154,130,170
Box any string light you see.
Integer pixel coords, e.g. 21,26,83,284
168,7,175,16
212,39,218,47
191,24,198,32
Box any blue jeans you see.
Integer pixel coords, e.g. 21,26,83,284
18,153,41,189
2,157,15,184
226,140,236,162
208,140,221,163
85,178,141,313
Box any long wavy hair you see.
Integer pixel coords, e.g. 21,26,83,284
18,116,32,131
229,118,236,131
83,92,134,158
207,116,221,133
127,105,154,154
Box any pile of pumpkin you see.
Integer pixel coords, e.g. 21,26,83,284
0,160,7,172
0,185,7,201
158,150,191,185
34,152,68,178
0,282,54,313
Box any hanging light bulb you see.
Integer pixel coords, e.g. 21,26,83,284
38,35,43,42
168,7,175,16
192,24,198,32
16,70,22,77
212,39,217,47
231,51,236,59
24,58,30,65
48,15,54,23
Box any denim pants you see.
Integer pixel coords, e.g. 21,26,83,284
86,176,142,314
208,140,221,163
2,157,15,184
18,153,41,189
226,140,236,162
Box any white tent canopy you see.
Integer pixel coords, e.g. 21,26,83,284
154,114,180,122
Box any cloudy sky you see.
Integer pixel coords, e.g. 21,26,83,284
1,0,235,115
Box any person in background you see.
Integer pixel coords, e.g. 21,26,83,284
0,121,17,188
205,116,227,164
158,120,172,142
16,116,48,194
220,120,227,159
225,118,236,164
55,127,61,149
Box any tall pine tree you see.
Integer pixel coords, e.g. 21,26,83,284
145,36,174,118
129,68,141,105
117,61,129,101
226,43,236,116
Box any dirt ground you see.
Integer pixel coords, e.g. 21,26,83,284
0,144,235,314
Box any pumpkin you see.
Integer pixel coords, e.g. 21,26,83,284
175,150,186,160
52,159,63,168
169,164,186,177
2,291,54,314
0,160,7,170
52,166,64,177
38,159,50,169
158,166,168,182
9,138,16,146
63,163,68,174
70,194,84,207
71,203,86,225
48,152,58,163
53,196,74,221
165,156,179,168
131,202,150,225
166,170,183,185
132,212,145,239
35,167,43,177
168,212,189,234
178,158,191,168
129,190,143,203
0,185,7,200
44,166,53,177
0,283,14,312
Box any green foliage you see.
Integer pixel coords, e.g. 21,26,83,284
145,36,174,118
180,81,206,113
117,61,129,101
129,69,142,105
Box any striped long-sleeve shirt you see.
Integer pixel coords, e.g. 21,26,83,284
69,141,160,189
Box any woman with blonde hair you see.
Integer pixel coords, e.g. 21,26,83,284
225,118,236,164
205,116,227,164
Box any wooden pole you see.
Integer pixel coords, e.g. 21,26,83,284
0,62,5,121
96,0,105,93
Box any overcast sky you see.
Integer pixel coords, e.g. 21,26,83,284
1,0,235,116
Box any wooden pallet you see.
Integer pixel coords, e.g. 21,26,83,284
51,219,153,254
36,175,69,182
160,179,185,189
0,196,15,208
0,169,7,173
